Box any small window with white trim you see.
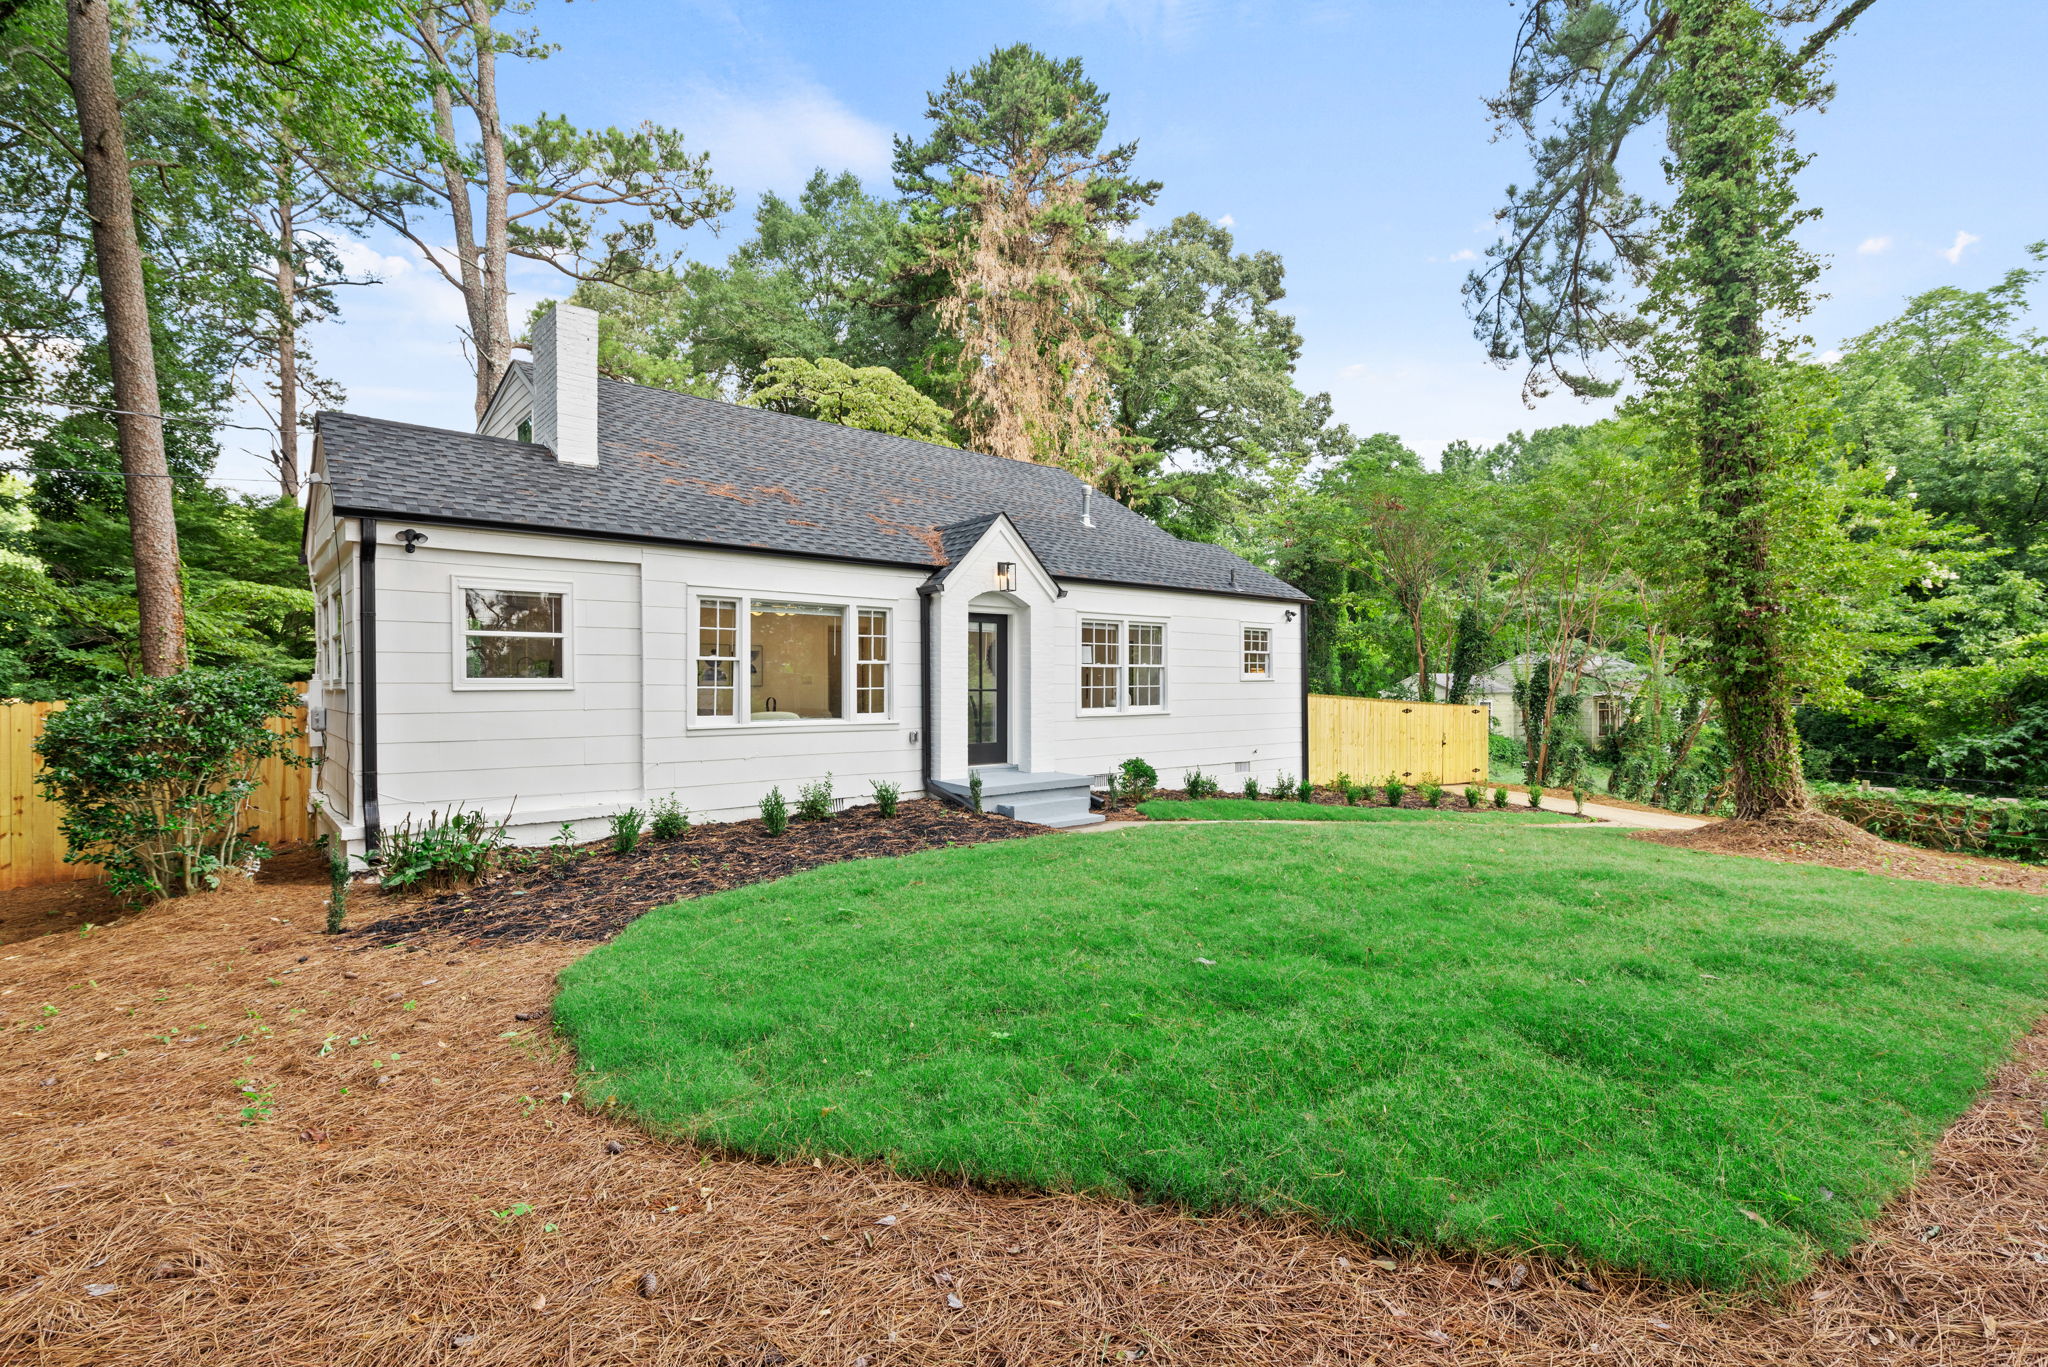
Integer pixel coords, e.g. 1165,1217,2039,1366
455,581,569,686
1242,626,1272,679
1079,617,1166,713
695,597,739,717
856,607,890,715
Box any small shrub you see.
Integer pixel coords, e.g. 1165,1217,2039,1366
1492,786,1510,809
1296,777,1314,803
1101,771,1122,809
871,779,901,818
1572,786,1588,816
1335,772,1358,805
1118,757,1159,804
548,821,588,873
325,851,349,934
795,774,835,822
609,807,644,854
33,667,309,903
760,786,790,835
648,794,689,840
377,806,512,893
1464,784,1483,810
1242,775,1260,801
1382,775,1406,807
1273,771,1296,802
1420,780,1444,809
1182,768,1219,799
968,770,984,814
1528,786,1544,811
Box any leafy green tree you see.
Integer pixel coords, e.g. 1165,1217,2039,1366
742,357,957,446
894,43,1159,482
1468,0,1881,819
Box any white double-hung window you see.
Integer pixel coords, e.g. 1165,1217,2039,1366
692,594,892,725
1241,625,1272,679
453,579,570,688
1078,617,1166,713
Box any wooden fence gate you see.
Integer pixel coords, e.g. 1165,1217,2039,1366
1308,694,1490,788
0,698,314,892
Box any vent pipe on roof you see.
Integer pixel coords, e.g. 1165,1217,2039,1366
530,302,599,467
1081,483,1095,528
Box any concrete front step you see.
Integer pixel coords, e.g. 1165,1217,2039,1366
931,767,1105,828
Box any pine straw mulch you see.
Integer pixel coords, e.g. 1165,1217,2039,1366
5,848,2047,1365
352,800,1038,945
1119,789,1589,822
1635,808,2048,896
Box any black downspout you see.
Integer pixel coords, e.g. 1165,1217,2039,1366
1299,607,1311,785
918,582,940,801
358,517,381,853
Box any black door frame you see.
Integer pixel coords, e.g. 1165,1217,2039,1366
966,612,1010,766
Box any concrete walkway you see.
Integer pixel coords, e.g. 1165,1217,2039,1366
1065,796,1706,834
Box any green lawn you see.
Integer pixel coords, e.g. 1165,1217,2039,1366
1138,797,1565,822
555,822,2048,1289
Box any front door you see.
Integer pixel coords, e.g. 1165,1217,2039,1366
966,613,1009,766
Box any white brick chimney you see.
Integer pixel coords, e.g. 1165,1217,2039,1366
529,302,599,467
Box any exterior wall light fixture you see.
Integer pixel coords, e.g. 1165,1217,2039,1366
994,561,1017,592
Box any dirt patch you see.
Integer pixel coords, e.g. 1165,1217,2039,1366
3,850,2045,1364
1636,808,2048,896
0,876,128,947
353,799,1039,944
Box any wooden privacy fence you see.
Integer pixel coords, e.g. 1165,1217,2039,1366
1308,694,1490,788
0,698,315,892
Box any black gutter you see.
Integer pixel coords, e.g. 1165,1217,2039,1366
358,517,381,853
1299,608,1312,785
328,506,1312,605
917,580,947,806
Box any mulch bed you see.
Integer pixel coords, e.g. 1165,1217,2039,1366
4,845,2047,1364
1637,808,2048,896
352,799,1040,945
1119,787,1591,819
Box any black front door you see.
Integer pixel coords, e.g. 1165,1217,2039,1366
967,613,1009,766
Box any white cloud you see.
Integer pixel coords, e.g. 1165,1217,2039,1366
1048,0,1215,43
1323,356,1619,462
1941,230,1981,265
1446,248,1478,263
1215,213,1235,228
1856,235,1891,255
1819,349,1844,365
676,82,893,191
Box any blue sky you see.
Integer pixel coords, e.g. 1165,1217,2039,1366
216,0,2048,492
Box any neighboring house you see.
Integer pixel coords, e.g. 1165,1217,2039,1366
302,303,1309,855
1396,652,1646,747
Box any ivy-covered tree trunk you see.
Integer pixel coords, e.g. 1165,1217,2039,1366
1666,0,1808,817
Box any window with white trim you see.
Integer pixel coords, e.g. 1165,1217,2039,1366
1079,618,1166,712
691,594,892,724
457,582,568,685
1242,625,1272,679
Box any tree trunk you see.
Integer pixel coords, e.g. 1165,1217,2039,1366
1671,0,1807,818
468,0,512,419
65,0,185,676
273,172,301,501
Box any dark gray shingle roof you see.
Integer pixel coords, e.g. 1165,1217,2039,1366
315,375,1307,601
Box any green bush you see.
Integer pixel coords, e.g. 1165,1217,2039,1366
968,770,985,814
1335,772,1359,805
1464,785,1483,809
609,807,644,854
870,779,901,818
1382,775,1406,807
760,787,789,835
1419,780,1444,809
1182,768,1219,799
1488,731,1526,772
1242,775,1260,801
377,806,512,892
1118,757,1159,804
795,774,835,822
33,667,309,903
649,794,689,840
1492,786,1510,809
1273,771,1296,801
1811,782,2048,866
1296,777,1315,803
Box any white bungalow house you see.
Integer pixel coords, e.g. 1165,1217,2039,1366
302,303,1309,855
1396,652,1646,746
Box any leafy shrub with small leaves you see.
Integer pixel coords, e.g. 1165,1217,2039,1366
377,806,512,893
1182,768,1219,799
1382,776,1406,807
326,851,349,934
649,794,689,840
1420,780,1444,809
548,822,589,873
1296,777,1314,803
1118,757,1159,804
1334,773,1357,805
1572,786,1588,815
1528,786,1544,811
760,786,790,835
609,807,644,854
871,779,901,817
795,774,835,822
968,770,984,814
1492,786,1510,809
34,667,309,903
1272,771,1295,801
1464,785,1483,810
1242,775,1260,801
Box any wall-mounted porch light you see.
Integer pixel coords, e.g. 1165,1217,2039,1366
994,561,1017,592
